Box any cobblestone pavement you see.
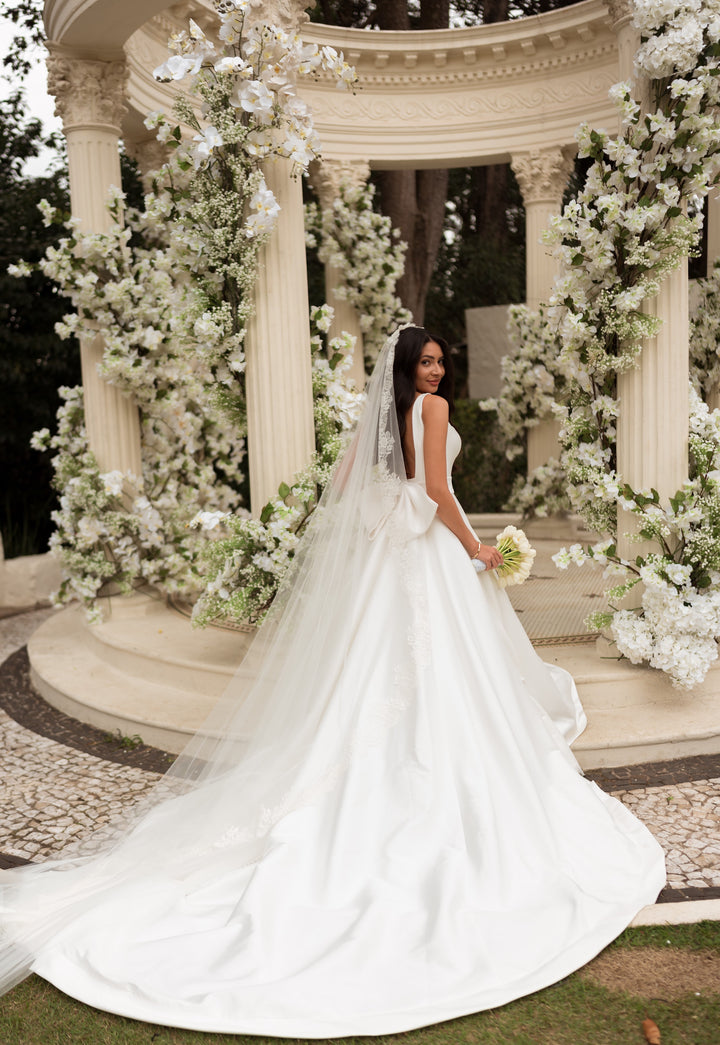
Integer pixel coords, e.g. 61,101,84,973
1,609,719,902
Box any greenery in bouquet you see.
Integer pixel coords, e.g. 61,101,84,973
493,525,536,589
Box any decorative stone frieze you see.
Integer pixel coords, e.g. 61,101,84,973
511,147,575,206
46,55,128,131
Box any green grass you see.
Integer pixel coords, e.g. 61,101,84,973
2,922,719,1045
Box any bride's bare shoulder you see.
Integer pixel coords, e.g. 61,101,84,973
421,394,449,422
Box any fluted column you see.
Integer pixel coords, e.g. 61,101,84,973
309,158,370,390
511,147,574,473
245,154,315,512
609,0,689,563
47,53,143,480
243,0,315,512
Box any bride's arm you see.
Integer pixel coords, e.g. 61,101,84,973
422,395,503,570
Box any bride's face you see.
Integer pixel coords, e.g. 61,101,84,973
414,341,445,396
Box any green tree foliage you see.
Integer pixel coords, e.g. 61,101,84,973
1,0,45,78
0,91,78,557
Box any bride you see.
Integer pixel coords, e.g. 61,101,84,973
0,324,665,1037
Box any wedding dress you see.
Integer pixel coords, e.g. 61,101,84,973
0,329,665,1037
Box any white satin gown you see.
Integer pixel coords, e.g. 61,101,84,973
28,393,665,1037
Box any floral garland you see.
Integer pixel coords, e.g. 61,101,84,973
190,306,365,626
147,5,355,419
549,0,720,688
308,179,412,364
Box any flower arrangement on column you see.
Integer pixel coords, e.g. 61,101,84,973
479,305,570,518
544,0,720,688
16,1,358,621
306,180,411,366
191,305,364,626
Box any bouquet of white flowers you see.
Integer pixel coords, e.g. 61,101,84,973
492,525,536,588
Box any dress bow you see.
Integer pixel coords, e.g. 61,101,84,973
364,480,438,542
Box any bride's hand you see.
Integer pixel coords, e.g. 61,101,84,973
472,543,504,570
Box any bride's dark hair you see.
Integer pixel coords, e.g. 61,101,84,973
393,326,454,445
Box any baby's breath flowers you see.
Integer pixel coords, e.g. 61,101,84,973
492,526,536,589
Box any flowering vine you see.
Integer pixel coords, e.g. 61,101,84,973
479,304,571,517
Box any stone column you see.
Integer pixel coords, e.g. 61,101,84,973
47,53,143,480
245,154,316,511
608,1,689,563
511,147,574,474
309,158,370,390
241,1,316,512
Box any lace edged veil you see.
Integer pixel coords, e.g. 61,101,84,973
0,325,431,994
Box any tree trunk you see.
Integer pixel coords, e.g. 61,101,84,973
375,168,448,325
373,0,450,326
375,0,409,29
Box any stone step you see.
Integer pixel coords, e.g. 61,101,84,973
81,595,252,696
27,602,242,753
27,601,720,767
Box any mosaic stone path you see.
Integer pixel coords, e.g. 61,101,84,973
1,608,719,903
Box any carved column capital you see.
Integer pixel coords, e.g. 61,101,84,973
511,147,574,206
46,54,128,131
308,158,371,210
604,0,634,32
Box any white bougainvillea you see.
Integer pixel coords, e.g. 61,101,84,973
554,388,720,689
27,194,244,615
480,305,566,457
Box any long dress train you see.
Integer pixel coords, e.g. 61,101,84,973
1,393,665,1038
